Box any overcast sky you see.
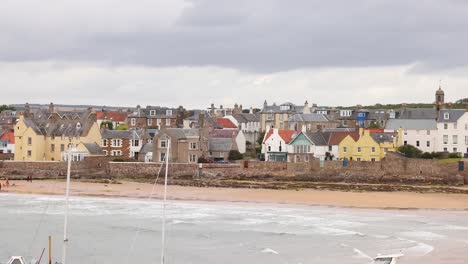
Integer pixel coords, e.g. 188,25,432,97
1,0,467,109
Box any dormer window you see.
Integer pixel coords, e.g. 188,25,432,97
444,113,450,120
166,110,173,116
150,110,156,116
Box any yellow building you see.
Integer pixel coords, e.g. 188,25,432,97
338,128,402,161
14,105,103,161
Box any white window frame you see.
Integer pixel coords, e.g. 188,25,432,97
166,110,173,116
371,147,376,153
443,135,448,145
190,142,198,150
102,139,107,147
453,135,458,144
189,154,198,163
147,118,152,126
357,147,362,153
111,139,122,147
160,152,166,162
150,110,156,116
131,118,136,126
165,118,171,126
160,140,167,148
444,113,450,120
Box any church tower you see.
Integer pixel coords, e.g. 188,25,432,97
435,84,445,120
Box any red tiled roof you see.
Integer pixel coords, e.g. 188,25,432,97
0,131,15,144
216,118,237,129
327,131,360,145
263,129,297,144
96,111,129,122
367,128,384,133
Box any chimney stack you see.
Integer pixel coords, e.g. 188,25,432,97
49,102,55,113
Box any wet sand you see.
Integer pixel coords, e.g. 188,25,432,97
2,180,468,210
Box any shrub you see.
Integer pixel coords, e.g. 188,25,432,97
197,156,213,163
116,125,128,130
421,152,433,159
112,158,125,162
397,145,422,158
448,153,462,159
228,150,243,161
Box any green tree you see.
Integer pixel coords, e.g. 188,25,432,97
0,105,15,112
257,131,265,146
116,125,128,130
100,121,114,130
398,145,422,158
228,150,243,161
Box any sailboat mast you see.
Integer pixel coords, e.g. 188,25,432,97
62,149,72,264
160,140,170,264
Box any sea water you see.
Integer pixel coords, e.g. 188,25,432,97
1,193,467,264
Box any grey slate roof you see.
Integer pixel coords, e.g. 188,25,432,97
370,133,396,144
82,142,104,155
128,106,178,119
164,128,199,139
102,130,133,139
437,109,466,123
287,113,329,122
232,113,260,123
140,143,153,154
22,110,96,137
385,119,437,130
306,131,329,146
396,108,436,119
261,102,304,113
208,138,233,152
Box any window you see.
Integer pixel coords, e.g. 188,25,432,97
371,158,376,162
133,140,140,147
296,155,301,162
160,152,166,162
111,139,122,147
103,150,108,156
27,150,32,157
111,150,122,156
166,118,171,126
427,130,430,135
357,157,361,161
465,123,468,131
443,135,448,144
444,113,450,120
279,146,282,152
343,147,347,153
328,145,332,151
268,146,271,152
190,142,198,150
147,119,152,126
51,144,55,152
404,141,407,145
131,118,136,126
444,147,448,152
189,154,197,163
454,123,457,129
453,135,458,144
60,144,65,152
102,139,107,147
404,130,408,135
371,147,376,153
453,148,457,152
27,137,32,145
209,151,213,156
444,124,448,129
157,119,161,125
166,110,173,116
160,140,167,148
267,111,274,121
357,147,361,153
416,141,420,147
219,152,224,158
150,110,156,116
427,141,430,147
465,136,468,144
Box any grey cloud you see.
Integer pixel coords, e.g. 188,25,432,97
1,0,468,72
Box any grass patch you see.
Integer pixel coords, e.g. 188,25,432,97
438,158,462,164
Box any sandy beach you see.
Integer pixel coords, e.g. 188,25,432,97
1,179,467,210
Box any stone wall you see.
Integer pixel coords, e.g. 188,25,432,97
0,152,465,185
0,153,13,160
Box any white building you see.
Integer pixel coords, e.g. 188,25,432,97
225,112,261,144
436,109,468,155
385,119,438,153
262,128,297,161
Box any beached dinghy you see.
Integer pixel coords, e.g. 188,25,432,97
6,256,27,264
373,254,403,264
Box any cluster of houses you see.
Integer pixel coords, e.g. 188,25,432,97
0,86,467,163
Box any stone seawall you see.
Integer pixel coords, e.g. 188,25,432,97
0,153,465,185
